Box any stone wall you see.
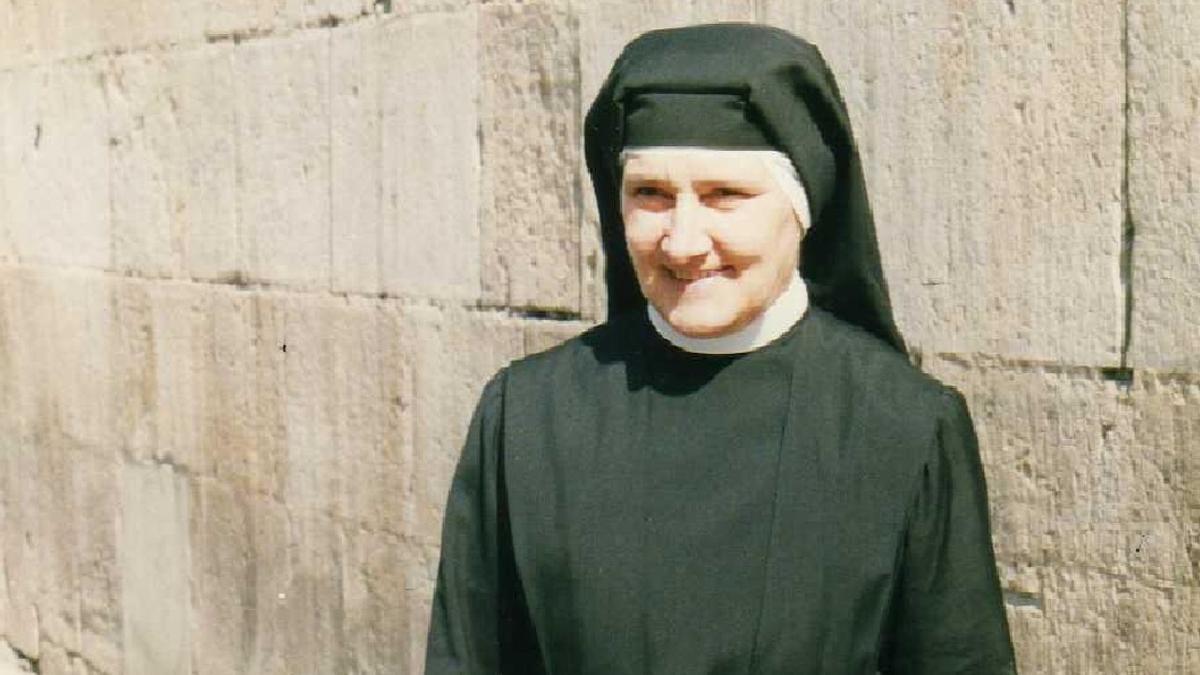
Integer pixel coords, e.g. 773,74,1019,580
0,1,1195,673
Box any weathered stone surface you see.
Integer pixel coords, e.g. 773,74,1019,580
189,477,292,675
121,463,191,675
0,2,381,70
0,63,110,269
0,0,107,68
330,20,384,294
402,306,526,543
0,270,115,451
0,641,34,674
108,45,241,281
925,355,1198,673
255,292,410,532
0,270,123,672
758,1,1126,365
480,1,581,312
234,32,331,289
1128,1,1200,371
339,527,437,674
333,10,483,299
0,74,11,265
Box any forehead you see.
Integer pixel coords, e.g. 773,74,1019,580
622,149,773,183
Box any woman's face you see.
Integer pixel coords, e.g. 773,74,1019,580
621,151,802,338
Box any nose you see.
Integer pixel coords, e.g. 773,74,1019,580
660,194,712,262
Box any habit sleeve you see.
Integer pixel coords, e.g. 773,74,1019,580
424,372,545,675
881,390,1018,674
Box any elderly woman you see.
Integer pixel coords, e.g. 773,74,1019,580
425,23,1016,674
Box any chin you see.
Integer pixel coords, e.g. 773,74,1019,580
663,306,746,338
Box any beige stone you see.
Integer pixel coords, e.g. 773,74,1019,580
1004,566,1197,675
379,9,482,300
234,32,332,289
925,355,1198,673
330,20,384,294
0,0,107,68
0,439,41,661
254,292,409,532
0,270,123,671
401,305,526,544
121,463,191,675
108,45,241,281
758,1,1126,365
339,527,438,674
1,63,110,269
189,478,291,675
333,11,487,298
0,270,115,451
0,641,34,675
480,1,581,312
1128,1,1200,372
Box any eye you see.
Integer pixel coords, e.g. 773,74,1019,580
705,186,755,206
631,185,670,198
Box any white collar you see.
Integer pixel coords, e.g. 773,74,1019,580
647,272,808,354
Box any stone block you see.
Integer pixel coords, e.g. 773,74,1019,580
756,1,1125,365
401,306,525,543
234,32,331,289
189,478,291,675
0,642,33,675
0,270,115,450
0,63,111,269
121,463,191,675
74,449,122,675
480,1,581,311
252,292,408,533
0,0,108,68
0,269,123,671
1004,567,1197,675
379,10,481,300
0,443,121,674
330,21,384,294
0,75,12,264
923,355,1198,672
118,281,299,497
338,527,437,674
334,10,483,299
0,439,41,661
1128,1,1200,371
108,45,241,281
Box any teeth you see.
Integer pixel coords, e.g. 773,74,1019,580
673,269,726,281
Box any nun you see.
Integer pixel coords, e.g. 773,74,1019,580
425,23,1017,674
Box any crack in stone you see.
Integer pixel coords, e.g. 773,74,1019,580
1,640,40,673
1118,0,1136,372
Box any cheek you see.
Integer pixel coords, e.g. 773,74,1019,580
714,206,798,259
623,214,665,258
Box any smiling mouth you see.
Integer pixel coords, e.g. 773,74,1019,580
670,266,734,282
